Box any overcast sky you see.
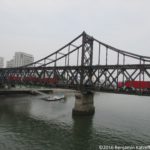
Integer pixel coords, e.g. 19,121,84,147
0,0,150,65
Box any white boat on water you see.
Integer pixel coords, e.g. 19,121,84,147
42,94,65,101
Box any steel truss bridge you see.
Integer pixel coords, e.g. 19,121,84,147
1,32,150,95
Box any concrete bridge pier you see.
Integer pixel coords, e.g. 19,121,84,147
72,91,95,116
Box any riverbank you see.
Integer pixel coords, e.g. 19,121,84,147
0,88,76,95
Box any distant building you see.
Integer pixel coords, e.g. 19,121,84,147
6,59,14,68
14,52,34,67
6,52,34,68
0,57,4,68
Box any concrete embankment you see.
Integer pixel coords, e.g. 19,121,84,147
0,89,53,95
0,88,76,95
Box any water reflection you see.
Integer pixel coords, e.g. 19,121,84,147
72,116,94,150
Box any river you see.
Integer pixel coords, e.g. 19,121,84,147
0,92,150,150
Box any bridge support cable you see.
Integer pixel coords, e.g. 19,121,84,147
98,44,101,78
98,44,101,66
40,45,82,67
58,52,65,56
116,52,120,90
122,54,126,86
77,48,79,66
139,57,142,93
106,47,108,66
55,53,57,67
143,60,145,82
68,45,70,66
65,56,67,66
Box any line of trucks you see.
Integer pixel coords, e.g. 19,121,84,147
5,76,150,93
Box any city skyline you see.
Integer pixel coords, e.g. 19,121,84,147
1,51,34,67
6,51,34,68
0,0,150,63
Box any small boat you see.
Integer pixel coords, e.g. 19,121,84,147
42,94,65,101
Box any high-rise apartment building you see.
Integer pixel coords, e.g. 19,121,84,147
6,52,34,68
0,57,4,68
14,52,34,67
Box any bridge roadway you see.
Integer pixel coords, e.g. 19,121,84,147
1,64,150,94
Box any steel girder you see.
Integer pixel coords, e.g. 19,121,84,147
0,65,150,93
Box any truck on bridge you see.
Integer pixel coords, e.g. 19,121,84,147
118,81,150,93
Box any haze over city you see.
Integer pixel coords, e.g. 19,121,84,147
0,0,150,65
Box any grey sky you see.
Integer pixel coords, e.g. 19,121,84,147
0,0,150,65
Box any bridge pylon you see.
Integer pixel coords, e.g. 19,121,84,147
73,32,95,116
72,91,95,116
80,31,94,90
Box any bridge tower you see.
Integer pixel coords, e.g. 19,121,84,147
80,31,93,88
72,32,95,116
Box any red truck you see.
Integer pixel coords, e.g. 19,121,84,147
7,75,59,85
118,81,150,92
